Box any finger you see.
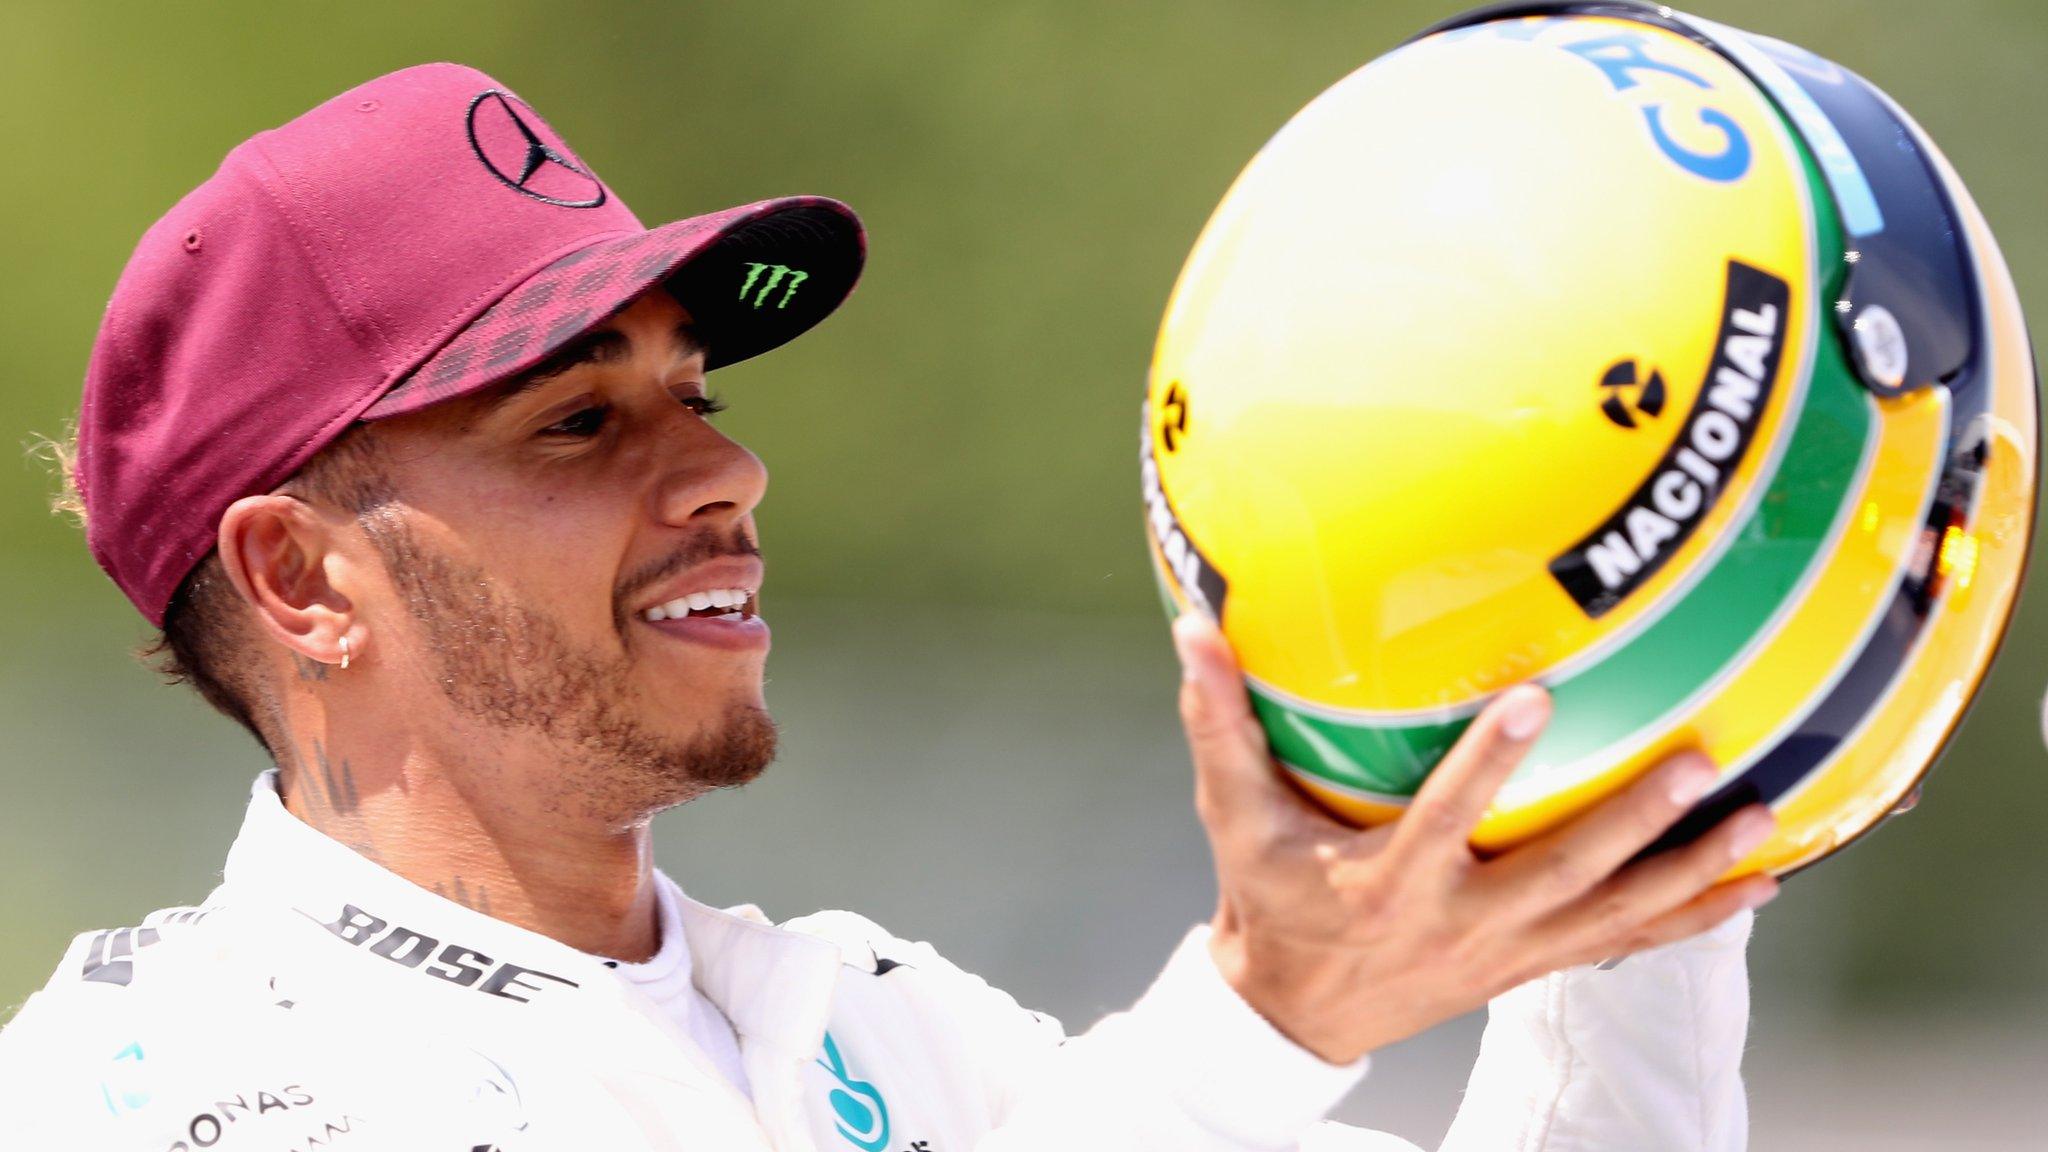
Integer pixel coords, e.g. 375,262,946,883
1171,615,1323,840
1554,873,1778,971
1480,750,1723,917
1387,685,1551,862
1535,803,1777,952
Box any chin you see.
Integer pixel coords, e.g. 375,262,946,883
653,700,779,795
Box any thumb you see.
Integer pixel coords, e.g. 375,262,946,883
1172,613,1255,732
1172,614,1301,832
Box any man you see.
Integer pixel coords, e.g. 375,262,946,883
0,64,1777,1150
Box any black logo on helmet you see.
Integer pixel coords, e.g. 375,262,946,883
1549,262,1789,618
465,90,606,208
1599,359,1667,429
1159,381,1190,452
1141,409,1229,621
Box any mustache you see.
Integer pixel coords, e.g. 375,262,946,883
613,526,762,620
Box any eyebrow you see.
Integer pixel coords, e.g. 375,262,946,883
485,321,706,410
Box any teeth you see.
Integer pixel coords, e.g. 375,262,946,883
641,588,756,622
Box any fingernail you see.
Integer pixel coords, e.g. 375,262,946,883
1741,877,1781,911
1728,808,1777,860
1171,615,1216,684
1665,756,1717,807
1500,688,1551,741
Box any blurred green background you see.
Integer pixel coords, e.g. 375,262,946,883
3,1,2044,1147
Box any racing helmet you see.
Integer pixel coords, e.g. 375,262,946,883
1141,1,2037,875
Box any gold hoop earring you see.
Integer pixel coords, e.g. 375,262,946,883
339,635,352,671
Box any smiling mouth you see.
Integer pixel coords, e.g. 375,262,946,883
639,587,758,624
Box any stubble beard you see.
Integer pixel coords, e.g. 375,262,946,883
363,511,776,823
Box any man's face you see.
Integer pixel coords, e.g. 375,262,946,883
353,288,775,822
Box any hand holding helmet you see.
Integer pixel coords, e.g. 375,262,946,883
1175,614,1776,1062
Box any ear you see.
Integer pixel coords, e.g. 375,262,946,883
216,494,356,668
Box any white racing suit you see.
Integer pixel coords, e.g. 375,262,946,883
0,773,1753,1150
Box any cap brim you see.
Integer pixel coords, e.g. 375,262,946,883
362,195,863,420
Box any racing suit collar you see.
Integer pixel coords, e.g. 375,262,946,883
670,879,839,1056
219,771,842,1057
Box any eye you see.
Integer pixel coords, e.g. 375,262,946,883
681,393,728,418
541,404,610,438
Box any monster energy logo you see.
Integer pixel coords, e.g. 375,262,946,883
739,263,807,310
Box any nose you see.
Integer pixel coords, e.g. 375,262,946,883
649,418,768,532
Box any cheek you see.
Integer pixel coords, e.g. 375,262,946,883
491,502,633,618
405,465,638,629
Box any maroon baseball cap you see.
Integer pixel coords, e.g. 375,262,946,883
78,63,864,626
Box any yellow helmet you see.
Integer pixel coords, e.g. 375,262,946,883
1142,1,2037,875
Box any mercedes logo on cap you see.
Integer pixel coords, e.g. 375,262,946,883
465,90,606,208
